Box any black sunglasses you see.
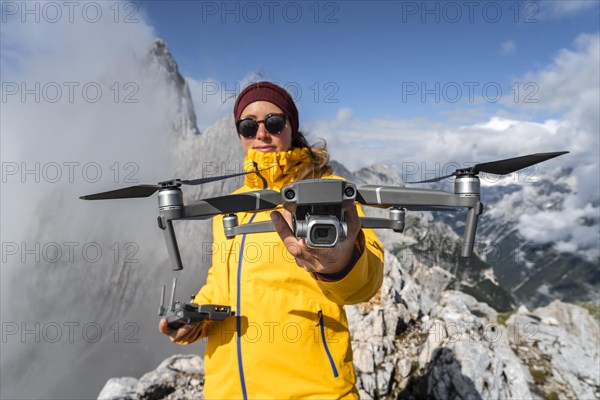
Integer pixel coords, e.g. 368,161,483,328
236,113,288,138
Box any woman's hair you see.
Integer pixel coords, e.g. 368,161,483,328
292,132,334,180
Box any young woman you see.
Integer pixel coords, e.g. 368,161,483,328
160,81,384,399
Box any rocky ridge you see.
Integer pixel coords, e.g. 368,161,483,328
99,246,599,399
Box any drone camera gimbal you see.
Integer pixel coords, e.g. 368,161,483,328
221,180,356,248
285,179,355,248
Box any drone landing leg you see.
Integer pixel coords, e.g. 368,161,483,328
461,202,483,257
158,218,183,271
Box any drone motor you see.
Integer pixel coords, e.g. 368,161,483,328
454,173,480,197
158,187,184,211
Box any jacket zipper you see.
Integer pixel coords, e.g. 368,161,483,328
236,213,258,400
318,310,339,378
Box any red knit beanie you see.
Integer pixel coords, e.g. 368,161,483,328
233,81,299,136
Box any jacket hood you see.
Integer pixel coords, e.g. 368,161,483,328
242,147,312,189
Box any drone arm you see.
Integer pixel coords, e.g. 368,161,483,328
359,217,405,232
224,220,275,238
223,216,405,240
358,186,483,258
356,186,476,208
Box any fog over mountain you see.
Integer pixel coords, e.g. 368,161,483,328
1,32,204,399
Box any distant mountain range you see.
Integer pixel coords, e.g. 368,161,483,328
426,167,599,308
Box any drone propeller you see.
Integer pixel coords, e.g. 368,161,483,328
79,184,162,200
79,170,254,200
408,151,569,184
473,151,569,175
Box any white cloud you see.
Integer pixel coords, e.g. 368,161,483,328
540,0,600,18
307,113,573,175
501,40,516,55
513,34,599,119
336,107,354,122
306,33,598,179
518,198,600,259
1,4,177,239
0,4,197,398
512,33,600,205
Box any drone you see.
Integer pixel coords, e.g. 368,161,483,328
80,151,568,272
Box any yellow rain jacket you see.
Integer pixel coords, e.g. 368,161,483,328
182,148,384,399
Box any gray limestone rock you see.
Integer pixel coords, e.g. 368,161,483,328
507,300,600,399
98,354,204,400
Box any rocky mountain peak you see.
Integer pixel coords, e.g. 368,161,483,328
148,38,200,138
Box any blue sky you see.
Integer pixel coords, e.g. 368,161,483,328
137,0,600,122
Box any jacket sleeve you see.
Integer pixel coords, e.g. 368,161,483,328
314,203,385,305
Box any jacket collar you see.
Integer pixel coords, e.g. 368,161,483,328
243,148,311,189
